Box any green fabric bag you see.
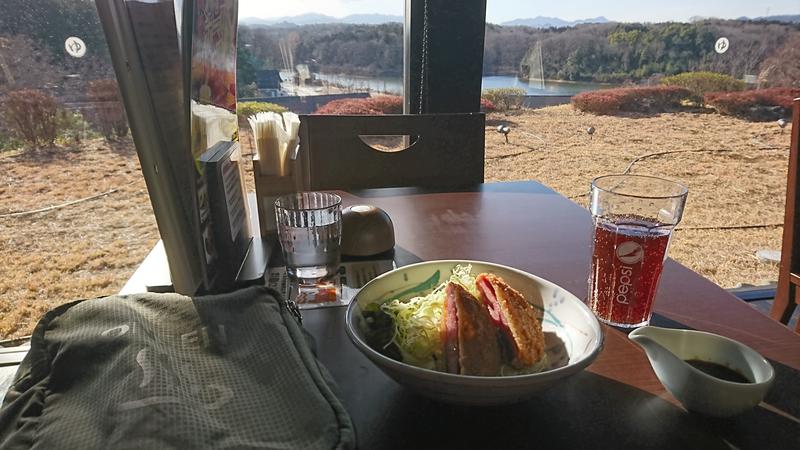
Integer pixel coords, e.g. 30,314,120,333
0,286,355,449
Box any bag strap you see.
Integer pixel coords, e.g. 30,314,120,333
266,287,356,448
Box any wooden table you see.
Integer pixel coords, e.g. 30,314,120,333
302,181,800,449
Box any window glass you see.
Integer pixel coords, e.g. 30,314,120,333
1,0,148,339
1,1,799,340
235,1,405,162
0,1,405,339
481,1,798,291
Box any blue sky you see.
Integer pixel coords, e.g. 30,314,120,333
239,0,800,23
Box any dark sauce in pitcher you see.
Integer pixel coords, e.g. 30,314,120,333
685,359,752,383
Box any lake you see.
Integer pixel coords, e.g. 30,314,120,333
313,73,614,96
481,76,615,96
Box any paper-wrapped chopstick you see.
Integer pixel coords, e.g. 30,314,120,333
248,112,300,176
192,100,238,159
282,112,300,175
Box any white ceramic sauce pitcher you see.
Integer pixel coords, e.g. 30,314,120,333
629,326,774,417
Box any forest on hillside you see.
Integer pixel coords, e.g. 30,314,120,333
0,0,113,96
482,20,799,82
0,0,798,96
240,20,799,85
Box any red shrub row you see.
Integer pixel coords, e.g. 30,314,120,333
571,86,692,115
480,98,497,113
2,89,60,148
365,95,403,114
704,88,800,121
314,95,403,115
314,95,497,114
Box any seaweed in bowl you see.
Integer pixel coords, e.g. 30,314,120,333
361,265,549,377
362,303,402,362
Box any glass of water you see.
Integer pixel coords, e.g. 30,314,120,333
275,192,342,285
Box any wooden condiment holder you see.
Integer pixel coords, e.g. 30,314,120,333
252,153,305,238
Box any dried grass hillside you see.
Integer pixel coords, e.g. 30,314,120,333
0,105,791,339
485,105,788,288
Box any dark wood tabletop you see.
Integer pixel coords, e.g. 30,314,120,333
302,181,800,449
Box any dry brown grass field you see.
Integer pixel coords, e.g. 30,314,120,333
484,106,788,289
0,105,791,339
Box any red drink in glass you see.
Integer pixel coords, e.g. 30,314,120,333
588,174,687,327
588,218,671,327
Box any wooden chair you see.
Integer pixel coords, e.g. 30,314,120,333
297,113,485,191
772,98,800,332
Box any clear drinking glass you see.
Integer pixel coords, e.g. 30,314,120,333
588,175,688,328
275,192,342,285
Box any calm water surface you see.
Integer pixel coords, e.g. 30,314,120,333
313,73,615,96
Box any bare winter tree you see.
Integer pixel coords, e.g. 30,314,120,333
0,35,59,93
758,34,800,88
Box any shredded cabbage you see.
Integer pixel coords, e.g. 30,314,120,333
380,264,477,369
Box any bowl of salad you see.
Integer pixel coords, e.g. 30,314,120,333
345,260,604,405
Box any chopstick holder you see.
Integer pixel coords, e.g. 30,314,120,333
249,113,286,176
251,113,303,236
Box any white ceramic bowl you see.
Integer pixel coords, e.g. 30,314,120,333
345,260,604,405
629,326,774,417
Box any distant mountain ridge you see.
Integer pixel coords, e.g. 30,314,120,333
749,14,800,23
500,16,610,28
241,13,799,28
692,14,800,23
241,13,403,26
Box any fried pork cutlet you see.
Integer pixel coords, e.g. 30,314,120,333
476,273,545,368
443,282,502,376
